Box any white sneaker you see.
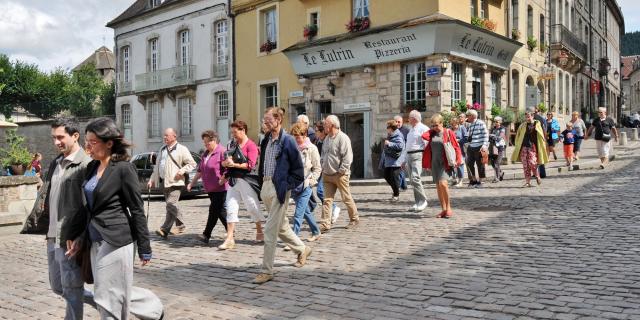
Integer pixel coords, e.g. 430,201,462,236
331,206,340,223
288,198,294,205
415,202,428,212
410,204,418,211
391,196,399,202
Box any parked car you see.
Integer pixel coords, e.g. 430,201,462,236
131,151,205,197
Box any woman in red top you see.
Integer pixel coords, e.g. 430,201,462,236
422,114,463,218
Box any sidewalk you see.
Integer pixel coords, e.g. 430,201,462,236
352,138,639,186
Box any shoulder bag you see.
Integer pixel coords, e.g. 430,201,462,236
165,145,189,182
443,129,458,168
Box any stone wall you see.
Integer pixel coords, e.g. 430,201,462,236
0,176,38,226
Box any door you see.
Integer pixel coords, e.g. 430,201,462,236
341,113,365,179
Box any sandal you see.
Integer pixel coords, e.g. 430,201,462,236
535,176,541,185
436,211,447,218
522,183,532,188
444,210,454,219
256,232,264,243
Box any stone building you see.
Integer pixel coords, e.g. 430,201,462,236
232,0,520,178
108,0,233,154
621,55,639,115
72,46,116,84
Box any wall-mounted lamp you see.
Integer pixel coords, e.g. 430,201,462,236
614,70,620,80
440,57,451,74
297,76,308,85
363,66,374,73
327,81,336,95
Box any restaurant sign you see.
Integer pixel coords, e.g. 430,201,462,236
284,21,521,76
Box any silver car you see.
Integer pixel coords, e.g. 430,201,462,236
130,151,205,197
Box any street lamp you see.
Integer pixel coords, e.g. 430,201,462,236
440,57,450,74
326,81,336,96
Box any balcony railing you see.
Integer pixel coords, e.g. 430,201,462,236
135,65,196,93
118,81,132,93
213,63,228,78
550,24,587,60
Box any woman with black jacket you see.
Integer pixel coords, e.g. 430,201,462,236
65,117,163,320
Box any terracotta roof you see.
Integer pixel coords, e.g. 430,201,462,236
621,55,640,80
106,0,182,28
73,46,115,72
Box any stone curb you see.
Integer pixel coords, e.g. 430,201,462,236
350,142,638,187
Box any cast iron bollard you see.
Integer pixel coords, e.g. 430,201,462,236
632,128,639,141
619,132,628,146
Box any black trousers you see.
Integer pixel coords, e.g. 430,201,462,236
203,191,228,238
384,167,402,197
466,146,486,180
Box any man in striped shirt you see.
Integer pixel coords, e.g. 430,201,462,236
465,109,489,188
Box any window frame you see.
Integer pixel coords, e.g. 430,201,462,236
122,46,130,83
179,29,190,66
216,91,229,119
451,63,462,104
215,20,229,66
149,38,159,72
147,101,161,139
353,0,370,18
178,97,193,137
403,62,427,105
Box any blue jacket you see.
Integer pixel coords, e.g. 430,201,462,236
547,118,561,140
380,129,405,168
259,128,305,204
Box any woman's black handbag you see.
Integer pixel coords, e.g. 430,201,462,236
74,231,94,284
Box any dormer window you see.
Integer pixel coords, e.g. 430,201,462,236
149,0,161,8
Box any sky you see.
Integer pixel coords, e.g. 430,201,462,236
0,0,132,72
0,0,639,72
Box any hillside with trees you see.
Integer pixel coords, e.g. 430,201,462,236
622,31,640,56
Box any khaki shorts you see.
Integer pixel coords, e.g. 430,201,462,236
596,140,611,158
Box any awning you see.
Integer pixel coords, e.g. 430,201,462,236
284,15,522,76
0,120,18,128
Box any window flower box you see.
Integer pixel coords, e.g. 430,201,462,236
404,100,426,112
471,17,497,32
259,40,277,53
346,16,370,33
303,24,318,40
511,28,521,40
527,36,538,51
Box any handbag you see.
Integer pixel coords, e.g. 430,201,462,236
480,148,489,165
601,133,611,142
443,130,457,167
74,231,94,284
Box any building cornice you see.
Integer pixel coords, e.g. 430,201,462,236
605,0,624,34
232,0,279,15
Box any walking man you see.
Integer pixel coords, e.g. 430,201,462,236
402,110,429,212
394,115,409,191
465,110,489,187
585,107,619,169
319,115,360,231
45,118,95,319
149,128,196,239
254,107,312,284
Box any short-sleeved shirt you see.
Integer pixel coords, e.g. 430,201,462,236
591,117,615,141
561,129,576,145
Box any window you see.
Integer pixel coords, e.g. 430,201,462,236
527,6,533,38
511,70,520,108
472,70,482,105
122,46,130,83
490,74,500,106
215,20,228,66
354,0,369,18
179,30,190,65
178,97,192,136
148,101,161,138
216,92,229,118
310,12,319,27
264,8,277,43
122,104,132,142
470,0,477,17
149,0,161,8
512,0,519,33
260,83,278,115
403,63,426,105
451,63,462,104
149,38,158,71
539,14,545,47
480,0,487,18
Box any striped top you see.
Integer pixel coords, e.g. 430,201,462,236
467,119,489,148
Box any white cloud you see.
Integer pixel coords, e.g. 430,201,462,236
619,0,640,33
0,0,132,72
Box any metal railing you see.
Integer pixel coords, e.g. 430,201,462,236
213,63,228,78
550,24,587,60
135,65,196,92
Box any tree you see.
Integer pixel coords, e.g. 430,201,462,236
65,63,104,117
99,81,116,116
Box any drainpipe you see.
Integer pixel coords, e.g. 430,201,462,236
228,0,237,122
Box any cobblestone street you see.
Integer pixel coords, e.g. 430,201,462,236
1,145,639,320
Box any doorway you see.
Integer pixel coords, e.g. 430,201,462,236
340,113,365,179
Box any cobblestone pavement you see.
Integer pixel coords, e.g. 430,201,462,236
1,147,639,320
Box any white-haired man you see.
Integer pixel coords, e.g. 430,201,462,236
320,115,359,231
402,110,429,211
585,107,618,168
465,110,489,188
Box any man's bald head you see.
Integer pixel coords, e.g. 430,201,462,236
163,128,178,146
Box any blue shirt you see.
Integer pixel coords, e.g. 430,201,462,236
84,172,103,242
561,129,576,145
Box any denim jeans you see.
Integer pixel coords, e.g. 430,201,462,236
292,186,320,236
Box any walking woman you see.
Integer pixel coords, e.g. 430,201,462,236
187,130,228,244
290,123,321,242
570,111,587,160
511,109,549,187
380,120,405,202
218,120,265,250
66,117,163,320
450,117,467,187
489,116,507,182
422,114,462,218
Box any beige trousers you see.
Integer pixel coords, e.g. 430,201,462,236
320,173,359,228
260,181,305,274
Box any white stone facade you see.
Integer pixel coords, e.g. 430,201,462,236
110,0,233,155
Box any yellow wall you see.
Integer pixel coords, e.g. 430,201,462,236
233,0,508,139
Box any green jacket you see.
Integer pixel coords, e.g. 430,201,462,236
511,121,549,165
44,150,92,247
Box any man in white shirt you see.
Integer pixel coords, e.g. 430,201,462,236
402,110,429,212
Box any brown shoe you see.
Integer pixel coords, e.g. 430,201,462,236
253,273,273,284
217,240,235,250
320,224,331,233
306,234,321,242
345,219,360,229
294,246,312,268
155,229,168,239
170,225,186,235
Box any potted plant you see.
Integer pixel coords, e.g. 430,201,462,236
259,40,277,53
303,24,318,40
537,102,547,113
346,16,370,33
539,42,547,53
471,16,484,28
483,19,497,31
527,36,538,51
452,99,468,114
440,110,456,127
1,129,32,175
404,100,426,112
511,28,521,40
